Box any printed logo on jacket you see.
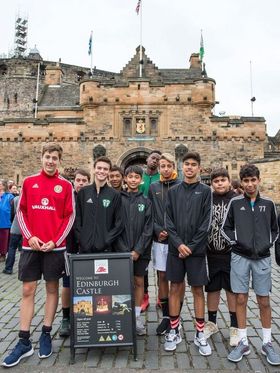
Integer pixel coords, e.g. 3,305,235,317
32,197,56,211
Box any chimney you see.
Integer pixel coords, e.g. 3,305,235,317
45,63,63,85
189,53,201,69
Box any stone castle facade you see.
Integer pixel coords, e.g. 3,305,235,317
0,46,279,203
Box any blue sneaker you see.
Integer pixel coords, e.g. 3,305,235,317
2,339,34,367
38,332,52,359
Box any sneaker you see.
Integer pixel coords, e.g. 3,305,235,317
228,338,250,362
141,293,150,313
136,317,146,336
156,317,170,335
2,339,34,367
261,342,280,366
59,318,70,337
229,327,239,347
194,333,212,356
204,321,219,339
38,332,52,359
164,329,182,351
2,269,12,275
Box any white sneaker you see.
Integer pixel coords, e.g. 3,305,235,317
194,332,212,356
229,327,239,347
164,329,182,351
204,321,219,339
136,317,146,336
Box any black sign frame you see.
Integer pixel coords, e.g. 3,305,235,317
69,253,137,363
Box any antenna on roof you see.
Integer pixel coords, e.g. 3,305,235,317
14,13,28,57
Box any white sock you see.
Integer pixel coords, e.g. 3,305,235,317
262,328,271,344
238,328,248,345
135,306,141,318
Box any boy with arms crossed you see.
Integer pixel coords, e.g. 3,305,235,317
164,152,212,355
2,144,75,367
222,164,280,366
148,153,181,335
75,156,123,254
204,168,238,346
116,165,153,335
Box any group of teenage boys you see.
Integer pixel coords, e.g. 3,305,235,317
2,143,280,368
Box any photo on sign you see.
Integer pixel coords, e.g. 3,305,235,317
73,296,93,316
112,294,132,315
94,295,112,314
94,259,109,274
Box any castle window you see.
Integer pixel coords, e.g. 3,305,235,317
150,117,158,136
123,118,132,136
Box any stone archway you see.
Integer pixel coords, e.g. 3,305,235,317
118,147,153,170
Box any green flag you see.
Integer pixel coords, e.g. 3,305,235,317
200,32,204,61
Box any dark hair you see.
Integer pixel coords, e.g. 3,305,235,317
93,156,112,169
42,143,63,159
110,165,124,177
210,168,230,182
239,164,260,180
231,179,241,189
148,150,162,157
74,168,91,181
125,165,143,177
182,151,201,165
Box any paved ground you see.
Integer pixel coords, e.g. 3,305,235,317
1,255,280,373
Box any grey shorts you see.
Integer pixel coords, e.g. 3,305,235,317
230,252,272,296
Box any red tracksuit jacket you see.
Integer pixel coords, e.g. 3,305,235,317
17,169,75,251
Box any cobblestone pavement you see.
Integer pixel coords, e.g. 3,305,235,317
1,255,280,373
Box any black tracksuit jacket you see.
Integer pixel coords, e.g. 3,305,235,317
114,191,153,260
221,193,279,259
166,181,212,257
148,177,181,244
75,183,123,253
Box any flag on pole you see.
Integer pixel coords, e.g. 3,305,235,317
88,31,93,56
199,30,204,61
136,0,141,15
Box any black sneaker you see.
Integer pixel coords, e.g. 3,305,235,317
2,269,12,275
156,317,170,335
59,318,70,337
2,339,34,367
38,332,52,359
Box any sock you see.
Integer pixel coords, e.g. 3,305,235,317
170,315,180,333
42,325,52,334
160,298,169,317
208,310,217,324
229,311,238,328
19,330,30,344
195,318,205,337
135,306,141,318
62,307,70,319
238,328,248,345
262,328,271,344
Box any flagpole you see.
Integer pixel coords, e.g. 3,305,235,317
91,49,93,76
34,62,40,119
139,1,143,78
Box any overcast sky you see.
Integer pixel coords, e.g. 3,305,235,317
0,0,279,136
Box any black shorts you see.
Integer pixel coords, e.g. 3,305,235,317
18,251,66,282
133,259,149,277
62,274,70,288
166,253,208,286
205,254,232,292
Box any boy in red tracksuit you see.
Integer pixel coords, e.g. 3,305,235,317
2,144,75,368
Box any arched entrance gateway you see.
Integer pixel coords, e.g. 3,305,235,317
118,147,152,170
